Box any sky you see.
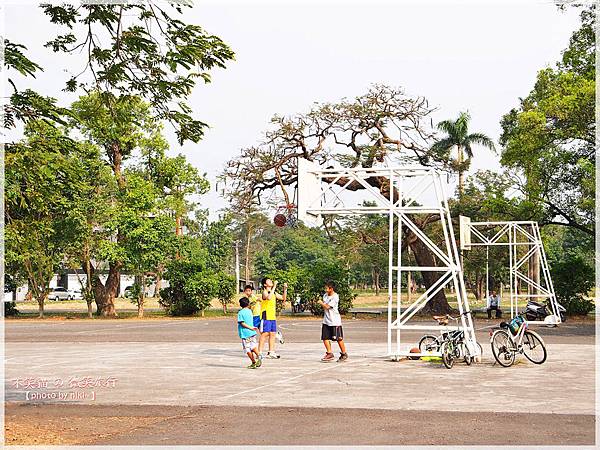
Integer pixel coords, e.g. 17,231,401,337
3,0,582,218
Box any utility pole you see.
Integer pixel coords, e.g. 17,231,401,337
234,240,240,294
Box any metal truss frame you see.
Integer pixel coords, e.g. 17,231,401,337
463,220,561,325
298,162,480,360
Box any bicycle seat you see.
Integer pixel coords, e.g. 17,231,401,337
432,315,449,325
499,322,509,329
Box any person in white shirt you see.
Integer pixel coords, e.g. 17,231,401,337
318,280,348,362
486,290,502,319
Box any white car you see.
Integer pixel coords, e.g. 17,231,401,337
49,287,81,301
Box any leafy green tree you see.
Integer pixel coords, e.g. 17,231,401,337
159,219,235,317
69,93,159,316
337,202,389,294
300,262,355,316
139,129,210,236
3,39,71,129
119,173,178,317
544,227,594,315
254,225,354,315
499,6,594,237
5,121,103,317
215,272,236,315
431,111,495,198
41,2,235,143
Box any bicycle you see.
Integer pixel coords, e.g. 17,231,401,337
418,311,482,369
489,314,547,367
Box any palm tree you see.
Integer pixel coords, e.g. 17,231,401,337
431,111,495,198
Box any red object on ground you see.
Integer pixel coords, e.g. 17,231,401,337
408,347,421,360
273,213,287,227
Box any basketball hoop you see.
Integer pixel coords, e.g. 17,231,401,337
273,204,297,227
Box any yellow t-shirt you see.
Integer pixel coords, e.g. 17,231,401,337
249,294,261,317
261,292,277,321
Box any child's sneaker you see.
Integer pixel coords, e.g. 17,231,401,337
321,352,335,362
266,352,280,359
254,358,262,368
276,330,285,344
247,362,257,369
337,353,348,362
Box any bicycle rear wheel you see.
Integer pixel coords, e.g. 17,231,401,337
491,330,515,367
418,335,440,353
522,330,547,364
441,341,455,369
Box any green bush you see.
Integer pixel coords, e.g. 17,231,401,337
215,272,236,313
4,301,19,316
159,249,220,316
299,261,355,316
550,252,594,316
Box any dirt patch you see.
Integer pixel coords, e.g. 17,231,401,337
5,413,165,445
5,403,595,446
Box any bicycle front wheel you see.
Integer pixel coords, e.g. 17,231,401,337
419,335,440,353
522,330,547,364
491,330,515,367
441,341,455,369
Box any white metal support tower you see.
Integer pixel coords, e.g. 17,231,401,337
297,160,479,359
460,218,561,325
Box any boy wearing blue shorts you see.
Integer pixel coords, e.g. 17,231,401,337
237,297,262,369
257,277,287,359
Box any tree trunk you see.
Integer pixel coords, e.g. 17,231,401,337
137,274,145,318
374,268,380,296
408,236,452,314
84,246,94,319
476,276,485,302
37,291,47,319
175,215,183,236
111,143,126,189
154,267,163,298
457,145,464,199
528,245,540,300
245,222,252,283
89,261,120,317
222,302,227,315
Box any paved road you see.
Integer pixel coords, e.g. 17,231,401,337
5,316,595,344
5,403,595,446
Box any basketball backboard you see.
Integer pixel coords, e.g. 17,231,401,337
297,158,322,226
459,215,471,250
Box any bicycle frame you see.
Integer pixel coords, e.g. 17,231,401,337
491,317,528,352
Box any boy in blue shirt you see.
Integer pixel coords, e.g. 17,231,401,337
237,297,262,369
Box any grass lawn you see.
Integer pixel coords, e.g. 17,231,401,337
8,289,593,320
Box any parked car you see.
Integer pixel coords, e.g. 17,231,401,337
49,287,81,301
124,285,149,298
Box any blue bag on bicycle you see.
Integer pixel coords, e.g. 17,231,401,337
508,316,524,335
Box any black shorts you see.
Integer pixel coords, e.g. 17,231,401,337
321,324,344,341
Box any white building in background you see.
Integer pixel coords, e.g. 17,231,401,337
5,270,167,302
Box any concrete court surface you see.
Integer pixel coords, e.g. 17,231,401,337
4,317,597,446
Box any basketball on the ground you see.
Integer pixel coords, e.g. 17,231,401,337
408,347,421,360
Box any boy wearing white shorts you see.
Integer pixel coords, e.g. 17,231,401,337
238,297,262,369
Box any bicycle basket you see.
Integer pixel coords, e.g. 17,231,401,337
508,316,524,335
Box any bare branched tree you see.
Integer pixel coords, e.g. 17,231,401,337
222,84,454,313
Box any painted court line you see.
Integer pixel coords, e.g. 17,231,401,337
222,358,368,400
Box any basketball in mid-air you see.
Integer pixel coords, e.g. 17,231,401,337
273,213,287,227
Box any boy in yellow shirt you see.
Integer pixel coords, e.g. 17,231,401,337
242,285,262,329
258,277,287,359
